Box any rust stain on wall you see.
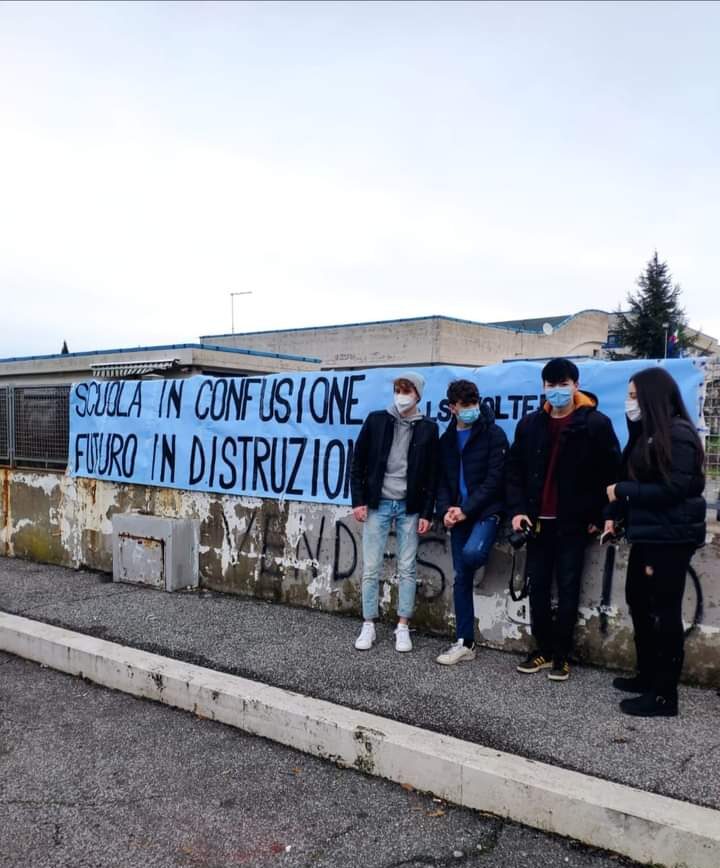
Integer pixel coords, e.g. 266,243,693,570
10,478,66,565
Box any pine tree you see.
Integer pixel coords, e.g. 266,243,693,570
61,340,69,354
613,252,693,358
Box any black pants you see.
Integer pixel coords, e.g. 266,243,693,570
626,543,695,701
526,520,588,661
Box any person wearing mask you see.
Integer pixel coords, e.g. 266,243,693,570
435,379,508,665
350,372,439,652
506,358,621,681
605,367,706,717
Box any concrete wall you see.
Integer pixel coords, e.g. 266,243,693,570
436,312,609,366
2,468,718,687
210,319,442,369
206,312,610,369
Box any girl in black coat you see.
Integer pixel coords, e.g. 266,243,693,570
606,367,706,717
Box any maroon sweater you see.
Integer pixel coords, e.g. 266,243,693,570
539,412,574,518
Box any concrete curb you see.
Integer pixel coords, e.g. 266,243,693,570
2,611,719,868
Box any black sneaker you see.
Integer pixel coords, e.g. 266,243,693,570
619,693,678,718
516,653,552,674
547,660,570,681
612,675,652,693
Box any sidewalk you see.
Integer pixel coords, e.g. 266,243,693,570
1,556,719,813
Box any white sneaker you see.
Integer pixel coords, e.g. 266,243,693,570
394,624,413,652
354,621,376,650
436,639,476,666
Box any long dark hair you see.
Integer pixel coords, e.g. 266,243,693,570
628,367,704,482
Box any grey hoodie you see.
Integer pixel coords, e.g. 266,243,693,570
381,402,424,501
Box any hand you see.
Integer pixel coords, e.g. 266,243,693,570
599,519,616,545
443,510,456,529
512,514,531,533
353,505,368,523
606,484,617,503
588,524,600,535
453,509,467,524
418,518,431,535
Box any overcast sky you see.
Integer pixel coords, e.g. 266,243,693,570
1,0,718,358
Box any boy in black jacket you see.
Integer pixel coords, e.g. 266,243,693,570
436,379,508,665
506,358,620,681
350,372,439,653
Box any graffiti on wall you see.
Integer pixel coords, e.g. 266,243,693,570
210,504,706,630
212,506,450,602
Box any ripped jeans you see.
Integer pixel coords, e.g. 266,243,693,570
361,499,419,620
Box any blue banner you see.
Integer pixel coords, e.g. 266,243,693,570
69,358,703,505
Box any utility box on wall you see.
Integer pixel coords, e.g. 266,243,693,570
112,514,200,592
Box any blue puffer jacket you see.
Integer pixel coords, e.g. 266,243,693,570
436,403,509,522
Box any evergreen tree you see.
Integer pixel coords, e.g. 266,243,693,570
613,252,693,358
61,340,69,354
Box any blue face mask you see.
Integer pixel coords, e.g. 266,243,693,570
546,386,573,409
457,406,481,425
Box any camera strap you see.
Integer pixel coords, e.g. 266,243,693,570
599,544,615,635
508,548,529,602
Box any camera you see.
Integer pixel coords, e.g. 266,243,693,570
508,521,535,550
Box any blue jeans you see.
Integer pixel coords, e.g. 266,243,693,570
361,499,419,620
450,516,499,644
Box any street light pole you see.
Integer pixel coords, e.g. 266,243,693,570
230,292,253,334
662,321,669,359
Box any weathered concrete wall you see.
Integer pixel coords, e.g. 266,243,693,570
436,311,609,365
207,312,610,369
1,467,719,686
212,319,441,369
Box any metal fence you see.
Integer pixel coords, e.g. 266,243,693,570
704,359,720,505
1,386,70,469
0,387,10,465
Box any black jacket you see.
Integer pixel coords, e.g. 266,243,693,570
436,403,508,522
609,417,706,546
350,410,439,519
506,392,621,533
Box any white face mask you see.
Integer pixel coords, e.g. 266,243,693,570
394,393,416,412
625,398,641,422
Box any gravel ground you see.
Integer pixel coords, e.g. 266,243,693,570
1,557,720,812
0,651,640,868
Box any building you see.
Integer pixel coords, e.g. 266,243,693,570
0,342,320,470
201,310,612,370
202,310,719,370
0,342,320,387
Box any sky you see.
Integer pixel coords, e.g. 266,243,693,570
0,0,719,358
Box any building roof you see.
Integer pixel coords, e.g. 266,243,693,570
0,342,321,365
486,315,570,332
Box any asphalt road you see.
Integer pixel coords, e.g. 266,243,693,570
1,558,719,811
0,651,639,868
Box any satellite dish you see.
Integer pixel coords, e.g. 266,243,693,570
542,322,554,335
